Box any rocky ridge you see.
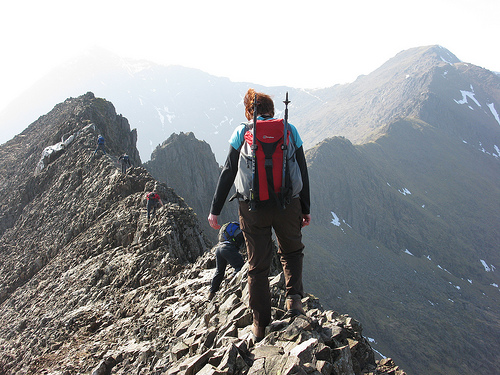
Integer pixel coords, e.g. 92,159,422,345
143,132,238,244
0,242,405,375
0,93,404,374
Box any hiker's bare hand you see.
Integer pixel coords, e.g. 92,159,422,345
302,214,311,227
208,213,221,229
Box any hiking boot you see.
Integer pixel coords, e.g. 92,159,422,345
207,292,216,301
285,294,305,317
251,324,266,342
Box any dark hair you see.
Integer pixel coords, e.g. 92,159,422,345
244,88,274,121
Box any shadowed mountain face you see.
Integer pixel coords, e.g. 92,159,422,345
143,131,239,244
303,122,500,374
298,47,500,375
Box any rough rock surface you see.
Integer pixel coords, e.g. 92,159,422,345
0,93,404,374
0,249,405,375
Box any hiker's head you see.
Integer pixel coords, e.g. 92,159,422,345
244,88,274,120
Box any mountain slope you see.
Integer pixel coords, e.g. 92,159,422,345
0,92,197,304
295,46,442,143
294,45,500,155
303,117,500,374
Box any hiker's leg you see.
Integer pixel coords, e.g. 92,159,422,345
273,198,304,299
239,201,274,330
147,201,152,220
219,245,245,274
210,246,227,293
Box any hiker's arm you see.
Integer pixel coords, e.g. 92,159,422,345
296,146,310,215
210,146,239,216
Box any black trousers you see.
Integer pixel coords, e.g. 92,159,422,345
147,200,158,219
239,198,304,328
210,242,245,293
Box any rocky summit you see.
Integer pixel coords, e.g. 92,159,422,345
0,93,403,374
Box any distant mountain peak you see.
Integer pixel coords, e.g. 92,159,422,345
434,44,462,64
374,45,461,76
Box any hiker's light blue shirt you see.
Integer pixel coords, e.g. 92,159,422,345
229,117,303,150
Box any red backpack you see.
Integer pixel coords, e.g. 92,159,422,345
244,119,291,202
147,192,159,201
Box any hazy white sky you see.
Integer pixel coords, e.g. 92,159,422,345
1,0,499,112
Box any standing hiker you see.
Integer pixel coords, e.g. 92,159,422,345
207,88,311,341
208,222,246,301
146,190,163,221
119,153,131,173
93,134,106,156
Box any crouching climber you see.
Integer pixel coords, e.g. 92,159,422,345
146,190,163,221
208,222,245,300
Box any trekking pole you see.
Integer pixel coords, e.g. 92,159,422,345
249,93,258,211
280,92,290,209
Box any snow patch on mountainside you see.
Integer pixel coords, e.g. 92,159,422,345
480,259,494,272
330,211,341,226
487,103,500,126
330,211,352,234
398,188,412,196
121,60,152,76
155,106,175,129
454,85,481,108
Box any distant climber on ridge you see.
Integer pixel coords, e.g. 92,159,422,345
119,153,131,173
93,134,106,156
146,189,163,221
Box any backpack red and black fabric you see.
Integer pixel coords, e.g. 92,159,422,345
244,119,290,202
147,192,159,201
232,119,303,208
